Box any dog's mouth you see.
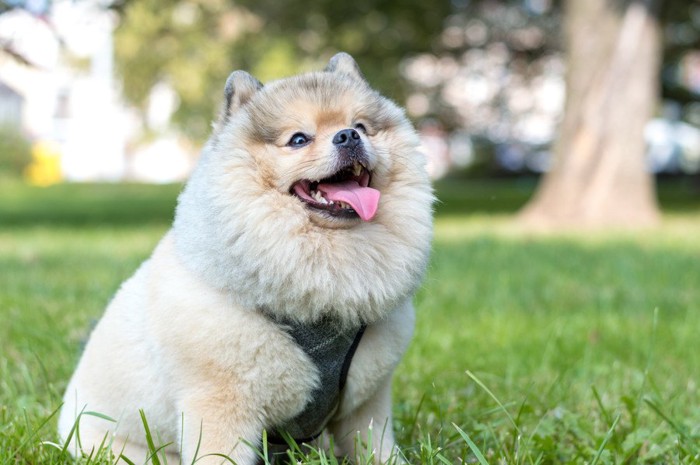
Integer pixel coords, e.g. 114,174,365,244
291,161,380,221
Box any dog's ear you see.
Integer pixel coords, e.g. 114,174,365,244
325,52,365,82
223,70,263,117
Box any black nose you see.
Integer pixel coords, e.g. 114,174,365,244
333,128,361,148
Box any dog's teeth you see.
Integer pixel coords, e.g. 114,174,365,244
353,162,362,177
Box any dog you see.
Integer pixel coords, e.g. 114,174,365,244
59,52,433,464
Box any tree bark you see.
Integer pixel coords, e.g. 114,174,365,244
518,0,661,230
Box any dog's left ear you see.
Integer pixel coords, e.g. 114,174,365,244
223,70,263,116
325,52,365,82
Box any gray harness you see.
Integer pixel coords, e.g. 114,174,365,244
265,315,366,447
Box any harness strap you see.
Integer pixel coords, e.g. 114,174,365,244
339,324,366,391
265,320,367,448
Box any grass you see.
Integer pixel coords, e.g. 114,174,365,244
1,177,699,464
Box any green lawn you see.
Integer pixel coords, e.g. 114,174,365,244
1,178,699,464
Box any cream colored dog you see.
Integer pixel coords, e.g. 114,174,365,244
59,53,433,464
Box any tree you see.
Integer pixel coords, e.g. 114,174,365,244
518,0,662,229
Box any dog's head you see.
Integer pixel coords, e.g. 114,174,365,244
174,53,433,325
216,53,417,229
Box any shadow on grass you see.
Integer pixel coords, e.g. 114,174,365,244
0,182,182,227
433,176,700,216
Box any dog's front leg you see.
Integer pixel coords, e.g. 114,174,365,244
178,388,263,465
328,374,403,464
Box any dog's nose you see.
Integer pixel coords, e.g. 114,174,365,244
333,128,361,148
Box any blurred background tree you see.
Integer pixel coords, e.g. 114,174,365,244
519,0,662,229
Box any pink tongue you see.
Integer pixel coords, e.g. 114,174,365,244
317,180,380,221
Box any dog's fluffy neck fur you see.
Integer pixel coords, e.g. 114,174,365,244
172,72,434,328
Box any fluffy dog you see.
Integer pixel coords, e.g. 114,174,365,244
59,53,433,464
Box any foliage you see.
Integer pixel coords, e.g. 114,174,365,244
114,0,247,139
113,0,450,140
0,125,31,178
1,180,700,463
229,0,451,94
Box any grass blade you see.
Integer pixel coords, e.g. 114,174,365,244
83,411,117,422
12,403,61,457
591,385,612,427
643,397,694,444
139,409,162,465
453,423,490,465
635,307,659,424
119,454,137,465
407,393,427,442
590,413,620,465
465,370,521,435
198,453,237,464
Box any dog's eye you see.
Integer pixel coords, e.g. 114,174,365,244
287,133,311,148
354,123,367,134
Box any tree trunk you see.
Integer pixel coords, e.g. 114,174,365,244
518,0,661,230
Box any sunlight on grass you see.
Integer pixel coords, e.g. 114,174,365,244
394,212,700,463
434,212,700,250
